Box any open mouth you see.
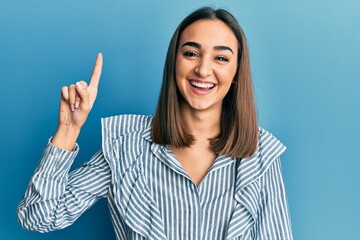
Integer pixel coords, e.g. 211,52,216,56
189,80,215,90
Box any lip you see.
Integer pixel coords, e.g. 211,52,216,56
187,79,216,95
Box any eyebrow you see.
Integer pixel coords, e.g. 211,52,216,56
181,41,234,54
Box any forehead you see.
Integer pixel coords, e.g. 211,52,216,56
179,19,238,49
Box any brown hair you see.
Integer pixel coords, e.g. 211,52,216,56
152,7,258,158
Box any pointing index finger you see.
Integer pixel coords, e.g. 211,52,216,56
89,53,103,88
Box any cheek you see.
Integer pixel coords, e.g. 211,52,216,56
228,63,238,83
175,55,188,77
175,60,182,87
218,66,237,85
229,61,238,77
175,57,186,91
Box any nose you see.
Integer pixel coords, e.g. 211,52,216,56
195,57,213,78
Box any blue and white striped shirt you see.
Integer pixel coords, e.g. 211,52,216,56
18,115,293,239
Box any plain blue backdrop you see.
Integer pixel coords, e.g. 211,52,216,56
1,0,359,239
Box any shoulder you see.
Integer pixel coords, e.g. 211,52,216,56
235,127,286,189
257,127,286,157
101,114,153,139
255,127,286,167
101,114,153,171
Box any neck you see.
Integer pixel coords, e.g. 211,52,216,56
180,103,222,142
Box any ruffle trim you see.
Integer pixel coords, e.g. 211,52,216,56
102,115,166,239
226,128,286,239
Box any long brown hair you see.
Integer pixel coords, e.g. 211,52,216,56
152,7,258,158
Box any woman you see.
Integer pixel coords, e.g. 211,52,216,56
17,7,293,240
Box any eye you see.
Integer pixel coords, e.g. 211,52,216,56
183,51,199,58
215,56,229,62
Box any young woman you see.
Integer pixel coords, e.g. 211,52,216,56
17,7,293,240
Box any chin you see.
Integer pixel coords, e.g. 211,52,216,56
188,102,220,112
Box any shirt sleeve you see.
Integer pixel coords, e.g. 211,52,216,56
256,157,293,240
17,139,111,232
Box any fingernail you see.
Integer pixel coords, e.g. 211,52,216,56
75,101,79,109
76,82,83,90
71,104,75,112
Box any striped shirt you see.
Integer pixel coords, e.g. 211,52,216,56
17,115,293,239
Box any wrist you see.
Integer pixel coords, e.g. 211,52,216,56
52,124,81,151
56,123,81,135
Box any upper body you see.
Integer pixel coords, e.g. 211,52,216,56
17,114,292,240
18,7,293,240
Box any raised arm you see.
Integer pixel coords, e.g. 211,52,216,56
17,54,110,232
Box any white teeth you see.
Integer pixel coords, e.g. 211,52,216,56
190,81,215,89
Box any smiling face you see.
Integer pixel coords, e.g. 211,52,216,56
175,19,238,114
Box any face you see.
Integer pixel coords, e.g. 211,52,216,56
175,19,238,113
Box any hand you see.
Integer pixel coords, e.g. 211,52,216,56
58,53,103,130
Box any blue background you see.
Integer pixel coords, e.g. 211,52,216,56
1,0,359,239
